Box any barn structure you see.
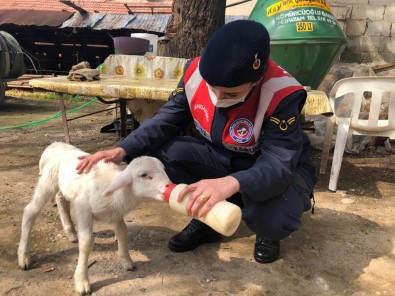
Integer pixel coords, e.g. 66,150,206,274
0,0,173,75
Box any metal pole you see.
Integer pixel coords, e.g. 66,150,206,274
226,0,253,8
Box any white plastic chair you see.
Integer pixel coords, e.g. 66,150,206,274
319,76,395,191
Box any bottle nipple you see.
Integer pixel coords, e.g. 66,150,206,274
163,183,177,203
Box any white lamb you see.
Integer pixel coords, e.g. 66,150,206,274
17,142,171,295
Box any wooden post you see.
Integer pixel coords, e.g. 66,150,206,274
58,92,71,144
119,99,127,138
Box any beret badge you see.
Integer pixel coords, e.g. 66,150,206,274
253,53,261,70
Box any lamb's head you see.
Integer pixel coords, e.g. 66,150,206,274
103,156,171,201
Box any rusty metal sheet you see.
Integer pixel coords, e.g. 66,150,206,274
124,14,171,33
0,10,171,34
60,13,105,29
93,14,136,30
0,10,73,26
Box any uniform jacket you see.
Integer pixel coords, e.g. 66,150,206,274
118,58,317,203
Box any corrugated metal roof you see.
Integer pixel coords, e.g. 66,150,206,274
0,0,172,14
124,14,171,32
60,13,171,33
93,14,137,30
0,4,245,34
61,13,106,29
0,10,74,26
0,10,170,33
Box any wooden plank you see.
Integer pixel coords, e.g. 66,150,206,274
4,74,53,89
372,63,395,73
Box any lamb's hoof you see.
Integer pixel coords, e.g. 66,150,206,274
126,264,135,271
121,259,134,271
18,254,31,270
67,234,78,243
75,280,91,295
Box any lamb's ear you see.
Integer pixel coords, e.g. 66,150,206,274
103,169,133,196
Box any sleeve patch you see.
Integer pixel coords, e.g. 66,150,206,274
172,87,184,97
269,116,296,131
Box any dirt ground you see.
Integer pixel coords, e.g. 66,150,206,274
0,97,394,296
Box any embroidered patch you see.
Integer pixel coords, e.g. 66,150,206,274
229,118,254,144
269,116,296,131
171,87,184,97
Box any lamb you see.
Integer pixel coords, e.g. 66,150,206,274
17,142,171,295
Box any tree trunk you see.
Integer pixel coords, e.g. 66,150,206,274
158,0,226,59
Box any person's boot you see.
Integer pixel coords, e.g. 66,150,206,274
168,219,222,252
254,236,280,264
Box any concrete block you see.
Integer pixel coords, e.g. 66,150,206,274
365,21,391,37
345,36,380,52
369,0,393,5
330,4,352,19
341,50,380,64
328,0,368,4
383,6,395,21
351,5,385,21
345,19,366,36
379,37,395,53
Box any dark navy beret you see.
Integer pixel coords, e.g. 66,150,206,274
199,20,270,87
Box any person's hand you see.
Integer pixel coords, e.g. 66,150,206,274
76,147,127,174
178,176,240,218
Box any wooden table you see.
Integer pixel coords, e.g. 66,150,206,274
30,74,179,142
30,75,332,143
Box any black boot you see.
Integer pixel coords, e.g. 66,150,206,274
254,237,280,264
168,219,222,252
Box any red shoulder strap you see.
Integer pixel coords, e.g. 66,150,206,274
263,60,305,118
183,57,200,84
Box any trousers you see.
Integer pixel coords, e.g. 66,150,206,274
152,136,313,241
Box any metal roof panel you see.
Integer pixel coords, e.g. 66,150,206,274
0,0,172,14
61,13,106,28
124,14,171,33
93,14,136,30
0,10,74,26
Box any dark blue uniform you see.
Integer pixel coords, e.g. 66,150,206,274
118,61,317,241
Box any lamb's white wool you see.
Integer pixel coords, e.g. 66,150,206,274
17,142,171,295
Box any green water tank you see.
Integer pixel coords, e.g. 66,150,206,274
249,0,347,89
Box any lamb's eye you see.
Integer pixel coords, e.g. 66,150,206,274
140,173,148,178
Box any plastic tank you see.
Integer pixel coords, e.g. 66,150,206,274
249,0,347,89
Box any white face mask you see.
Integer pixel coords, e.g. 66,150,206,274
207,84,254,108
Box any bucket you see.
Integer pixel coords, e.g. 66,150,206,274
249,0,347,89
113,36,149,55
130,33,159,55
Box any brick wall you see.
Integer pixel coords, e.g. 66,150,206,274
328,0,394,64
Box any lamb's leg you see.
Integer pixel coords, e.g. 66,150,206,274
55,192,77,243
18,178,54,270
74,206,93,296
114,219,134,271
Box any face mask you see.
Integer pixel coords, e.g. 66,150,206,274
207,84,254,108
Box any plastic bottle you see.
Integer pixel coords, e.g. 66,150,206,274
163,184,242,236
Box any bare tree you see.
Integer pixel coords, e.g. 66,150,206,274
158,0,226,59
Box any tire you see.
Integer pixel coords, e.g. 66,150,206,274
0,81,6,106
